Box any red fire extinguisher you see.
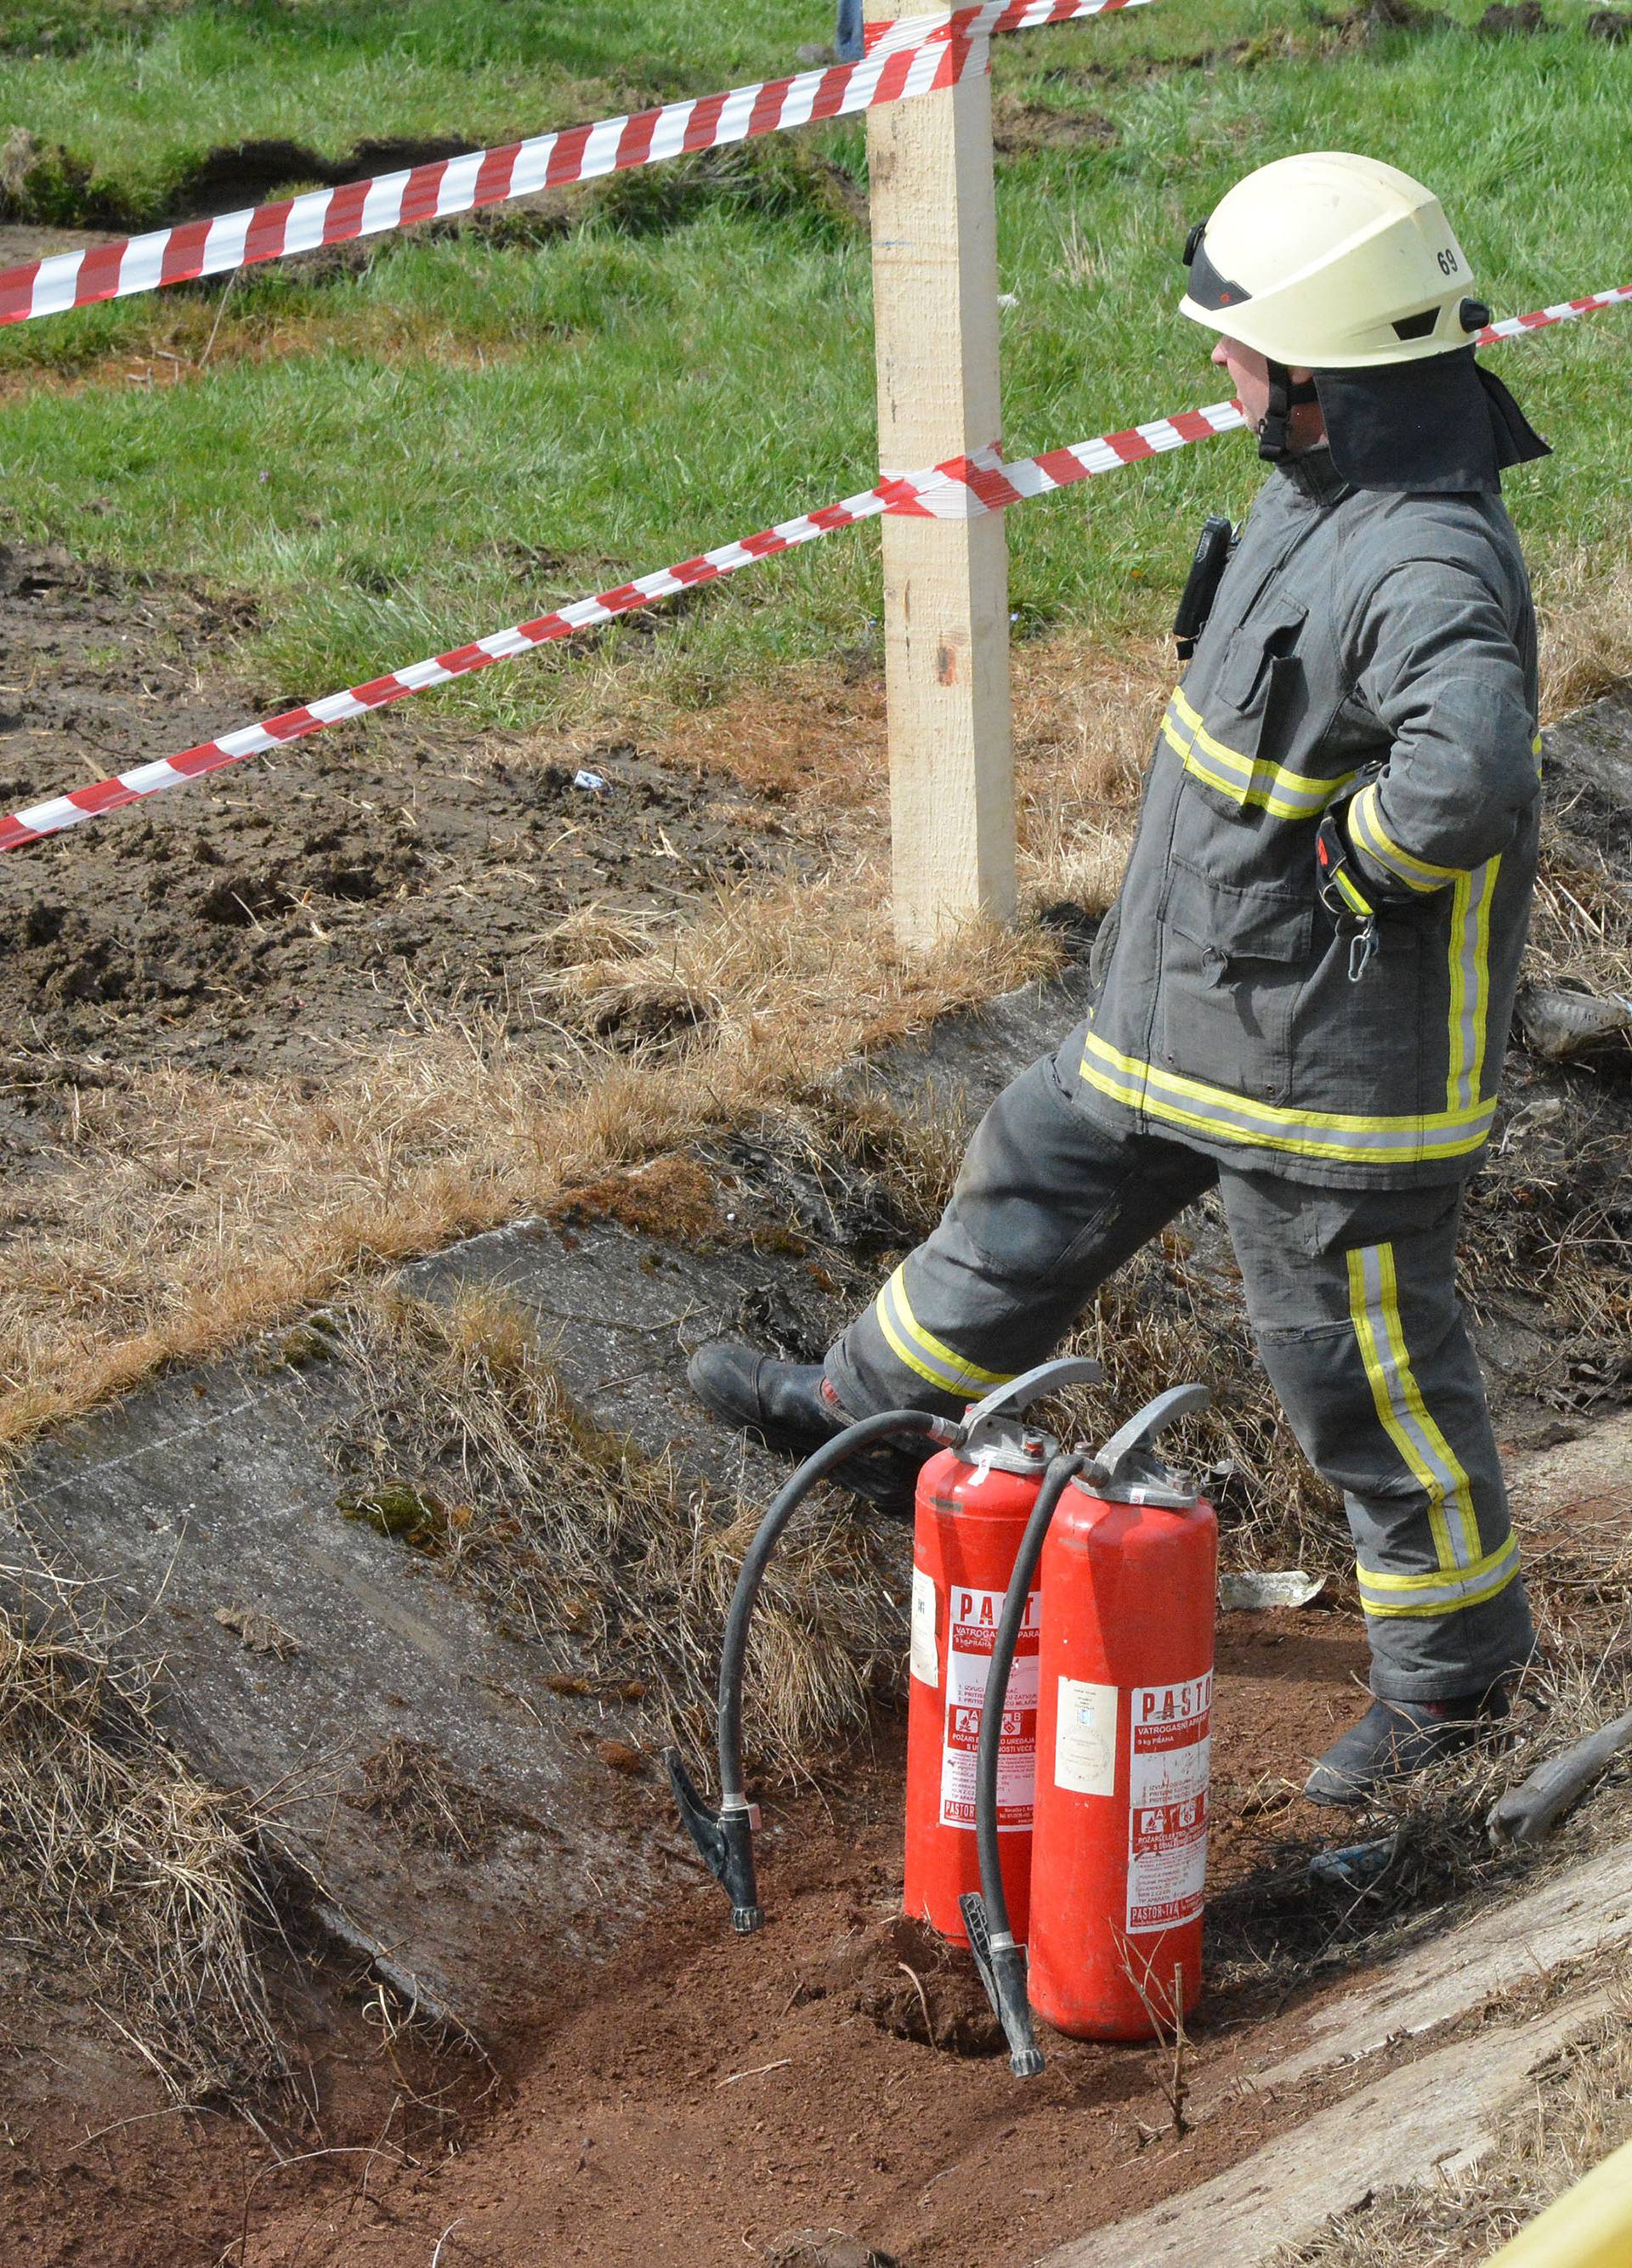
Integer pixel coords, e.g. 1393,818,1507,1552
961,1385,1215,2076
903,1358,1105,1945
669,1357,1100,1937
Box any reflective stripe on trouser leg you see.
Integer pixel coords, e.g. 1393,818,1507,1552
826,1038,1217,1418
1218,1174,1533,1702
1345,1241,1520,1618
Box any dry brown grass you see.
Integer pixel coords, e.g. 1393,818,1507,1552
319,1285,909,1774
0,630,1155,1450
0,866,1055,1446
1279,1971,1632,2267
1538,546,1632,724
0,1573,286,2100
1013,631,1167,914
1527,805,1632,1002
0,624,1142,1447
0,305,538,409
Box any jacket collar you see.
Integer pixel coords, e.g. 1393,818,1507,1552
1276,444,1352,508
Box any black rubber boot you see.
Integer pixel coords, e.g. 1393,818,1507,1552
1304,1689,1510,1807
685,1341,932,1516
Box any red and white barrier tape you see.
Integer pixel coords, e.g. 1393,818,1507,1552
1477,283,1632,342
3,278,1627,856
0,402,1244,854
0,0,1146,331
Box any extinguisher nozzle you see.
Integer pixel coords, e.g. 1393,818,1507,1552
960,1892,1046,2079
665,1749,763,1931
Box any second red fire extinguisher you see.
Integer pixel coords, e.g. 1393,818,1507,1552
961,1385,1216,2076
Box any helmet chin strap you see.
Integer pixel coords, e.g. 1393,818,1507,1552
1257,359,1320,462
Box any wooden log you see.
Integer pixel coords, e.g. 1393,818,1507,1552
1040,1995,1610,2268
1241,1830,1632,2095
864,0,1016,951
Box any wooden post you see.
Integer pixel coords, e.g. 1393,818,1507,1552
864,0,1015,953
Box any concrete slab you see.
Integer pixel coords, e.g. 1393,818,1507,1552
3,1348,678,2039
1244,1829,1632,2093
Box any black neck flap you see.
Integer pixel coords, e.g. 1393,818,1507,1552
1311,349,1551,493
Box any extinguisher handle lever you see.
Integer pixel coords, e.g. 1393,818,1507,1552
1095,1383,1211,1481
958,1355,1104,1452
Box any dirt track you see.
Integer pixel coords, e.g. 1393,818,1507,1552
252,1614,1368,2268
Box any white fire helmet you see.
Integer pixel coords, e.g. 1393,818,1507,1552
1179,152,1490,371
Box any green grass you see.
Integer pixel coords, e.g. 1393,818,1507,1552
0,0,1629,732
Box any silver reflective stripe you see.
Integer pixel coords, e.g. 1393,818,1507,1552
876,1267,1012,1396
1354,1531,1521,1618
1080,1032,1495,1164
1446,857,1499,1117
1348,1242,1479,1572
1161,691,1352,822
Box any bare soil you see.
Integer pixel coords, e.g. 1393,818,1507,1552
0,538,816,1111
0,1607,1373,2268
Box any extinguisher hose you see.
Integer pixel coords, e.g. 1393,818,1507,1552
974,1451,1088,1945
717,1407,954,1802
668,1405,956,1933
965,1450,1089,2079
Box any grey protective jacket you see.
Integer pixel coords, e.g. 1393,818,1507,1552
1083,449,1541,1187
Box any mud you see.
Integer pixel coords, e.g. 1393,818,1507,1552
246,1608,1371,2268
991,98,1117,157
0,539,810,1089
0,1603,1374,2268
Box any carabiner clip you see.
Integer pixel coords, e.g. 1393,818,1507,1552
1347,920,1378,986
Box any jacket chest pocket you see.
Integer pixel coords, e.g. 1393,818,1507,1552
1168,598,1313,823
1158,859,1312,1103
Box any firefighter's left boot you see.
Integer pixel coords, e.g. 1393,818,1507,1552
1304,1688,1510,1807
685,1341,931,1516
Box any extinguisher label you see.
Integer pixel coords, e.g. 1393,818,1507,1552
910,1565,939,1687
939,1585,1040,1833
1054,1677,1119,1797
1126,1674,1212,1933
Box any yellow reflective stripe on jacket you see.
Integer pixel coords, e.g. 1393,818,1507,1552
1164,689,1355,823
1446,857,1499,1115
1353,1533,1522,1619
876,1266,1012,1398
1347,780,1462,894
1346,1242,1482,1571
1079,1030,1495,1166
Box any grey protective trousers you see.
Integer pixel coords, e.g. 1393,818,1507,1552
826,1026,1533,1702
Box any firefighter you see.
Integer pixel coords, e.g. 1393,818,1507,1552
688,153,1550,1807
